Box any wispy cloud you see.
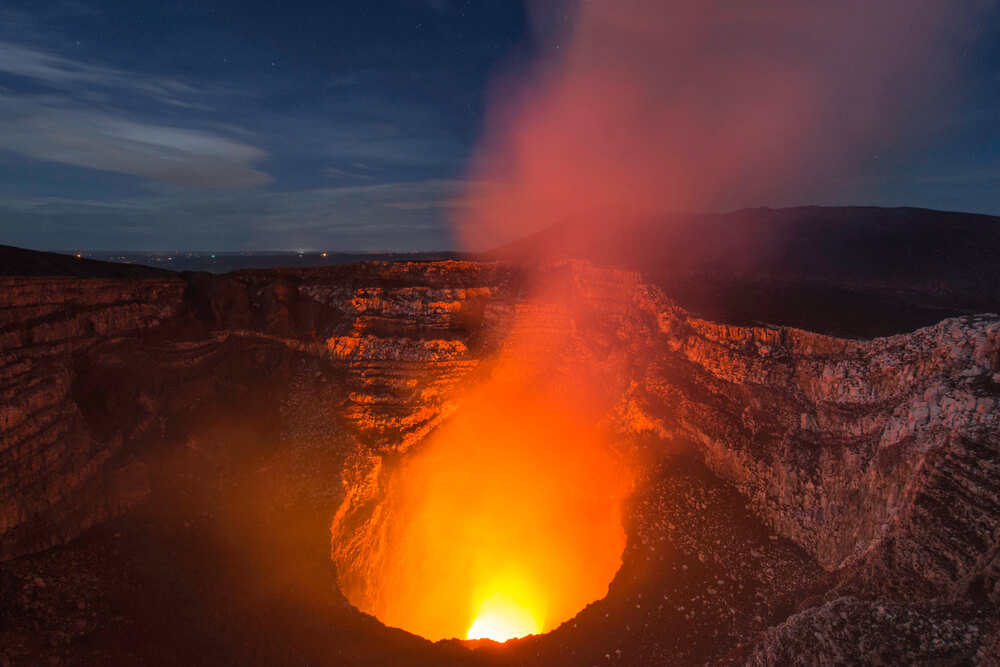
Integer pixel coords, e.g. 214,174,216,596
0,101,271,188
0,39,271,188
324,165,376,180
0,179,468,250
0,8,488,248
0,40,203,108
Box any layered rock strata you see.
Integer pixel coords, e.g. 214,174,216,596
0,277,188,558
627,306,1000,603
1,258,998,662
1,263,516,559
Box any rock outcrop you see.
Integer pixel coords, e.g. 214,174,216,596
627,307,1000,603
324,261,1000,661
0,276,188,558
744,596,986,666
0,262,517,559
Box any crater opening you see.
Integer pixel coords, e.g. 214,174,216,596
332,379,632,643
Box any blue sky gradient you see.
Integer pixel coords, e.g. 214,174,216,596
0,0,997,251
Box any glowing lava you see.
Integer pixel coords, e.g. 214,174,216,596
466,591,540,641
331,283,634,643
342,380,631,642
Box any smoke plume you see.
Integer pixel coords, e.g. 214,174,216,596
456,0,993,250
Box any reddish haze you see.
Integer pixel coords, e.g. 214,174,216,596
455,0,990,250
355,280,634,642
351,2,990,643
372,383,630,642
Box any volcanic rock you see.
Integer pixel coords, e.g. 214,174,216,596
0,248,998,664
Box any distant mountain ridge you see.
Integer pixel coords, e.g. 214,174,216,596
3,205,998,337
485,206,1000,336
0,246,466,276
487,205,1000,279
0,244,175,279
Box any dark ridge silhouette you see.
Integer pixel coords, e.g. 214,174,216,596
0,246,468,277
4,205,999,337
0,244,176,279
487,206,1000,284
486,206,1000,337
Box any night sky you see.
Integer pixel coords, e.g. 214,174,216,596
0,0,998,252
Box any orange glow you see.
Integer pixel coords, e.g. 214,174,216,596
372,384,628,642
347,364,631,642
332,277,634,643
466,590,540,641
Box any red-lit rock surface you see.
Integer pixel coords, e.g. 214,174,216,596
0,262,517,561
744,597,987,665
629,303,1000,596
0,276,186,558
1,255,998,665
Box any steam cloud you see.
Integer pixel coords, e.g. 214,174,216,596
455,0,994,250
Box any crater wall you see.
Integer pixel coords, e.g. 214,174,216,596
2,260,998,620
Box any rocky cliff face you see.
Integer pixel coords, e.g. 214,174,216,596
628,306,1000,600
326,260,1000,662
0,276,187,558
1,257,998,663
0,262,518,560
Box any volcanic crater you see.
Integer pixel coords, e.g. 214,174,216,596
1,229,999,665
